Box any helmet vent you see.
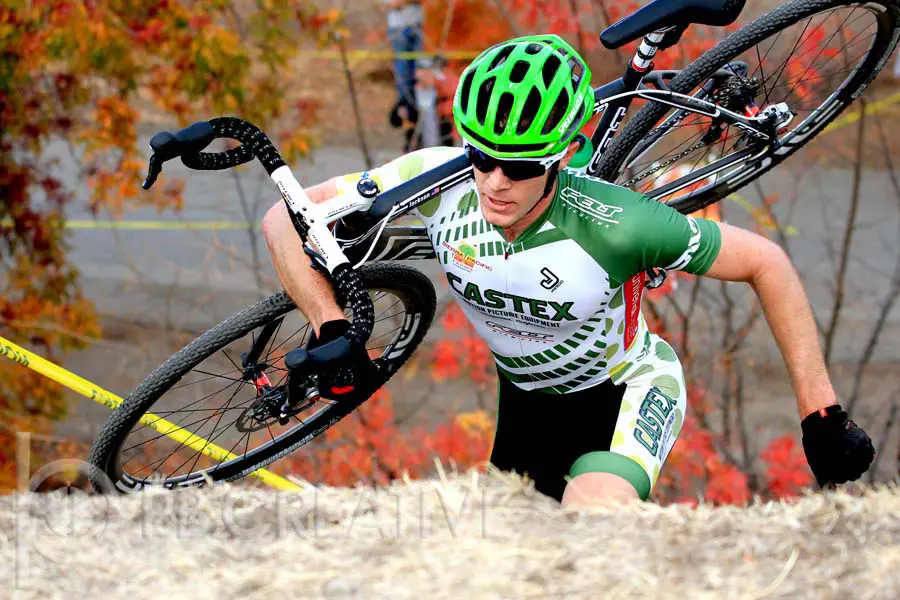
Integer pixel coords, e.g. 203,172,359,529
509,60,530,84
495,92,515,135
525,43,543,55
459,71,475,113
476,77,496,126
567,58,584,84
541,88,569,135
517,87,543,135
489,45,515,71
541,54,561,88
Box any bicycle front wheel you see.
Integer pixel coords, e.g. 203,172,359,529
595,0,900,214
88,262,436,492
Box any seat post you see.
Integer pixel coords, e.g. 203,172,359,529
630,30,669,73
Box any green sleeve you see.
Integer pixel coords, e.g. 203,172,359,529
621,195,722,276
549,171,722,286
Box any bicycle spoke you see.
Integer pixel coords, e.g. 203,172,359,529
141,379,242,431
168,368,244,391
171,385,250,477
122,391,254,456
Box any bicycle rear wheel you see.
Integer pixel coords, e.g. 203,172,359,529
595,0,900,214
88,262,436,492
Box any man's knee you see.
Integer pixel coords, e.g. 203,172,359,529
562,451,651,508
561,472,641,508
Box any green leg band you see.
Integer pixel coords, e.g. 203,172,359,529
569,451,652,501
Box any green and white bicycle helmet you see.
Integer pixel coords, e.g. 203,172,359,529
453,34,594,159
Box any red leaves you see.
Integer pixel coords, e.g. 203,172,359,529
279,389,493,487
433,302,493,384
440,303,468,332
431,339,461,380
705,461,751,506
760,435,812,498
659,414,813,506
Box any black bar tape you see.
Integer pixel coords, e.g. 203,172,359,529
330,263,375,347
209,117,286,175
181,144,255,170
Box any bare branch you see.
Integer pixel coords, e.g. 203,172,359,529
846,116,900,415
336,33,373,169
867,398,899,484
823,98,867,364
230,168,266,300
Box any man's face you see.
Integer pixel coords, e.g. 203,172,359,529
473,165,553,229
472,142,580,229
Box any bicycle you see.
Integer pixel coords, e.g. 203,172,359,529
89,0,900,492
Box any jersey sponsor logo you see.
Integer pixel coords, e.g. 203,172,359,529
442,241,492,272
557,96,582,134
633,386,677,458
446,272,577,328
485,321,554,342
623,273,644,351
559,186,624,225
539,267,563,292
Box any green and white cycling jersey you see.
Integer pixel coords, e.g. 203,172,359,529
336,146,722,394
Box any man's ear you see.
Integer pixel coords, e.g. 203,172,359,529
559,139,583,169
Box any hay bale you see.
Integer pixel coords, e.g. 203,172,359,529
1,471,898,599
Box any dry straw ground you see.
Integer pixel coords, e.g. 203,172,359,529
1,468,899,599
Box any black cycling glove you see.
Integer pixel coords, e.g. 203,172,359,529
305,319,380,401
801,404,875,488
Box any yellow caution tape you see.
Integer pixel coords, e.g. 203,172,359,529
823,89,900,134
0,335,303,492
727,192,799,236
64,219,256,230
309,49,479,60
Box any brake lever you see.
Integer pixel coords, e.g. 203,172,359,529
141,121,216,190
142,153,163,190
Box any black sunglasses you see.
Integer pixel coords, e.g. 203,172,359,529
465,145,556,181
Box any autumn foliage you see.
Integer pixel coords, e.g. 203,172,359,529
1,0,331,491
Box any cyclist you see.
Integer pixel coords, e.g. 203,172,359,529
262,34,874,506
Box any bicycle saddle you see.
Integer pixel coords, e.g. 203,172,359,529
600,0,746,49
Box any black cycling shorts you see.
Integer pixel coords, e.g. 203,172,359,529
489,372,629,502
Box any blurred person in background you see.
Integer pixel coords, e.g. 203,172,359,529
403,55,455,151
385,0,424,142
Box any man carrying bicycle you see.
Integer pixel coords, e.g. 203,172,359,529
262,35,875,507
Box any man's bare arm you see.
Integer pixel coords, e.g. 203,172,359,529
261,177,345,336
702,221,836,419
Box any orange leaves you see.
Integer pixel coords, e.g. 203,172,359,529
431,303,494,385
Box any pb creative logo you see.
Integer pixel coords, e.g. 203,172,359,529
539,267,563,292
560,187,624,226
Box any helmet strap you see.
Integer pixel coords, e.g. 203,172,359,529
522,161,560,219
496,161,560,239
